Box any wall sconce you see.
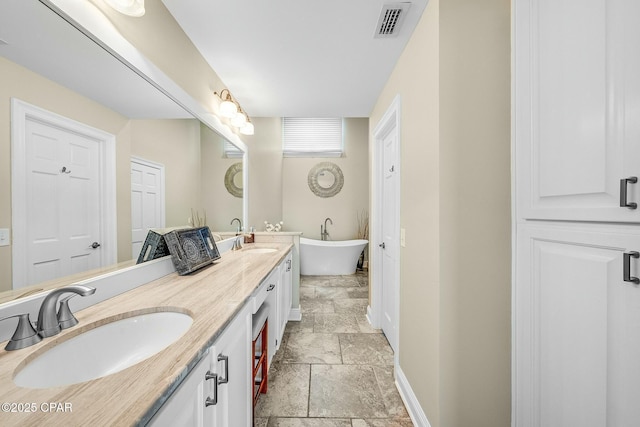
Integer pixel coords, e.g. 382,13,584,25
104,0,145,17
215,89,254,135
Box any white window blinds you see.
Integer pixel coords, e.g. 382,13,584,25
282,117,343,157
224,140,243,158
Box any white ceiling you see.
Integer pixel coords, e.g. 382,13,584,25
162,0,428,118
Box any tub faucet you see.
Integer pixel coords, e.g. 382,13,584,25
321,217,333,240
36,285,96,338
231,217,242,235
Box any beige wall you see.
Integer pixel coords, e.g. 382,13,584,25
369,0,511,426
282,118,369,240
200,124,243,232
239,117,369,240
129,119,202,233
242,117,284,231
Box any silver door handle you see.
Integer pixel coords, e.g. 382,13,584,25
620,177,638,209
90,242,101,249
205,371,218,406
623,251,640,284
217,354,229,384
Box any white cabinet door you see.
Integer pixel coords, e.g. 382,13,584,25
515,223,640,427
278,253,292,345
211,304,252,427
514,0,640,222
148,351,214,427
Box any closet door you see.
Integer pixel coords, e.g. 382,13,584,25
514,0,640,222
515,222,640,427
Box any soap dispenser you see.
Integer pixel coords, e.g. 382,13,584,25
244,226,255,244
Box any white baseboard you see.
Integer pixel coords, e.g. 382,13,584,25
366,305,378,328
288,307,302,321
395,364,431,427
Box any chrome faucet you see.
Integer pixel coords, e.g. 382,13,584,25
321,217,333,241
36,285,96,338
231,234,243,251
231,217,242,234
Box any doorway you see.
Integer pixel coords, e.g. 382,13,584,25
11,99,116,289
371,95,401,354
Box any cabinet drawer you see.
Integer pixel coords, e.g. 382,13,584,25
250,268,279,314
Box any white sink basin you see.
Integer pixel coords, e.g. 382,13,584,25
14,311,192,389
244,248,277,254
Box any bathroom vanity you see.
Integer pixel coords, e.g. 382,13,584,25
0,243,294,426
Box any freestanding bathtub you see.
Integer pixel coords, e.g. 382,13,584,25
300,237,368,276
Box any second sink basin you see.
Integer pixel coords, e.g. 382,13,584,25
14,311,192,389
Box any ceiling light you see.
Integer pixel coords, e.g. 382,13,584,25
240,120,254,136
104,0,145,17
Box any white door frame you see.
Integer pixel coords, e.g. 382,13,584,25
11,98,117,288
369,94,401,357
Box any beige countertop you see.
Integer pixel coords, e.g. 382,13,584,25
0,242,292,427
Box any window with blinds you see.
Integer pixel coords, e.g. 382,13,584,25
224,140,243,158
282,117,344,157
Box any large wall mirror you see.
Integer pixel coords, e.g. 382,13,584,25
0,0,247,300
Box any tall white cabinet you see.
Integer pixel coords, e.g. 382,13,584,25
514,0,640,426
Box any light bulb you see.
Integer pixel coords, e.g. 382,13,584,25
104,0,145,17
231,111,247,128
220,100,237,118
240,121,254,135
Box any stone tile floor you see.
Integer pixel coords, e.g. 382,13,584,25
254,272,413,427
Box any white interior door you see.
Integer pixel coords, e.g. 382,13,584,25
131,157,165,258
12,99,116,290
23,118,102,286
380,125,399,353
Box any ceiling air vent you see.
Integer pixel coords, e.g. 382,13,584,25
374,2,411,38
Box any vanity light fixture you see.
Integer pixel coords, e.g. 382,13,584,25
214,89,254,135
104,0,145,17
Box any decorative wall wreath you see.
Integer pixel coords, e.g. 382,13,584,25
224,162,243,198
307,162,344,198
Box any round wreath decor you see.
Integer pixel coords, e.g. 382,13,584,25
224,162,243,198
307,162,344,198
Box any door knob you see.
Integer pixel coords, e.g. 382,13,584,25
90,242,101,249
379,242,386,249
